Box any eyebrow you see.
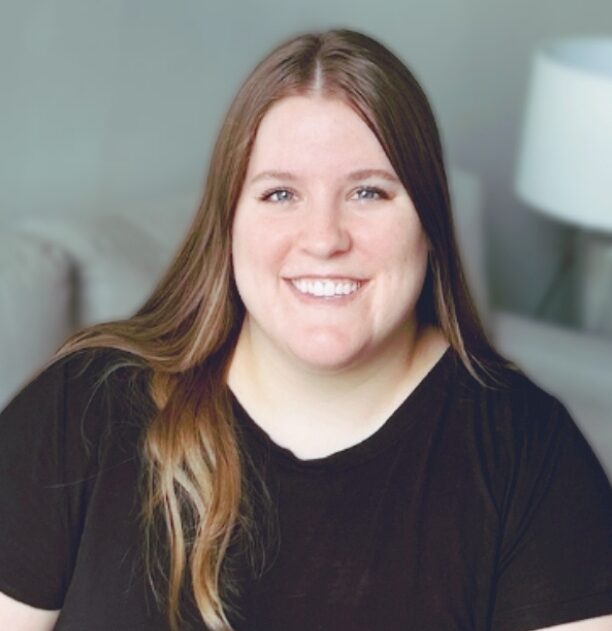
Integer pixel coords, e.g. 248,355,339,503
249,168,400,185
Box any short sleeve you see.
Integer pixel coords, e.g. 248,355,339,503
492,399,612,631
0,352,106,609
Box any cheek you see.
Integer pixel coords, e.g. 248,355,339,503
400,234,429,295
231,215,256,292
365,218,428,274
404,230,429,269
231,213,290,284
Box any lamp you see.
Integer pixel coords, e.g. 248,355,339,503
515,38,612,336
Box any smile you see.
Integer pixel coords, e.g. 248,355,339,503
290,278,362,297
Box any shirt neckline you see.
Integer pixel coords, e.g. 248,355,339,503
229,345,458,473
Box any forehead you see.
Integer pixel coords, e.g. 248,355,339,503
246,95,393,176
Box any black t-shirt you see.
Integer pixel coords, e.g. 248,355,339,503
0,347,611,631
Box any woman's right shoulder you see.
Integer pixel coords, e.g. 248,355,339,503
0,347,154,456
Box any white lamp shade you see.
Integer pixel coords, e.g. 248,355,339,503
515,38,612,233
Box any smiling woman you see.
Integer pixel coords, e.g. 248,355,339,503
0,28,611,631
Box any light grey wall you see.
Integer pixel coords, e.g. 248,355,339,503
1,0,611,319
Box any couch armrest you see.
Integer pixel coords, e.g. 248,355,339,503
0,232,73,409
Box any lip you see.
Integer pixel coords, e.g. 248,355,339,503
284,274,367,282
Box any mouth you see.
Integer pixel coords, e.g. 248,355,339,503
287,277,364,298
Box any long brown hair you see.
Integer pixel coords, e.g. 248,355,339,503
51,28,515,630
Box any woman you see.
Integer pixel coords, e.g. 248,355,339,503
0,29,610,631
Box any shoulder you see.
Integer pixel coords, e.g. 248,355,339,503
451,351,610,513
452,354,571,442
1,347,154,468
10,346,150,415
447,354,608,492
6,346,148,401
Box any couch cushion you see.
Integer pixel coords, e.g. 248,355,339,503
17,213,172,327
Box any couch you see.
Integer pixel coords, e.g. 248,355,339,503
2,169,611,477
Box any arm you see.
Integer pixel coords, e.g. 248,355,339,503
535,614,612,630
0,353,105,626
0,591,59,631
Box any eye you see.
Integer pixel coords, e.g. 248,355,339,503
352,186,388,201
260,188,296,203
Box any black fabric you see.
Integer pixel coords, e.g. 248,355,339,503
0,347,611,631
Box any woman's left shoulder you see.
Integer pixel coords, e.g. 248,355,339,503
454,354,573,440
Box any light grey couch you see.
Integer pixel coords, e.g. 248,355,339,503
2,169,611,476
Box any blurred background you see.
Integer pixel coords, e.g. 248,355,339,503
1,0,611,473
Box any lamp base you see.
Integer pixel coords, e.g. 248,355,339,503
579,230,612,337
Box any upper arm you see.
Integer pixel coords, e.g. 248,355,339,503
534,613,612,630
0,590,60,631
0,358,74,609
492,398,612,630
0,352,110,615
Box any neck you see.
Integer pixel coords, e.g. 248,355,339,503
227,319,449,459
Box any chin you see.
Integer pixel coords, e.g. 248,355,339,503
286,339,370,373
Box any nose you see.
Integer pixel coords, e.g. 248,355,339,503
298,201,352,258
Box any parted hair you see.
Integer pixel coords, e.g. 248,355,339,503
51,28,514,630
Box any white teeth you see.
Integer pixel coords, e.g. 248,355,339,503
291,279,360,297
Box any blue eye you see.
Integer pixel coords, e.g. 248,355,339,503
261,188,295,203
354,186,387,201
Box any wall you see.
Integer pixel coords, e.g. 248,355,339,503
1,0,611,320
